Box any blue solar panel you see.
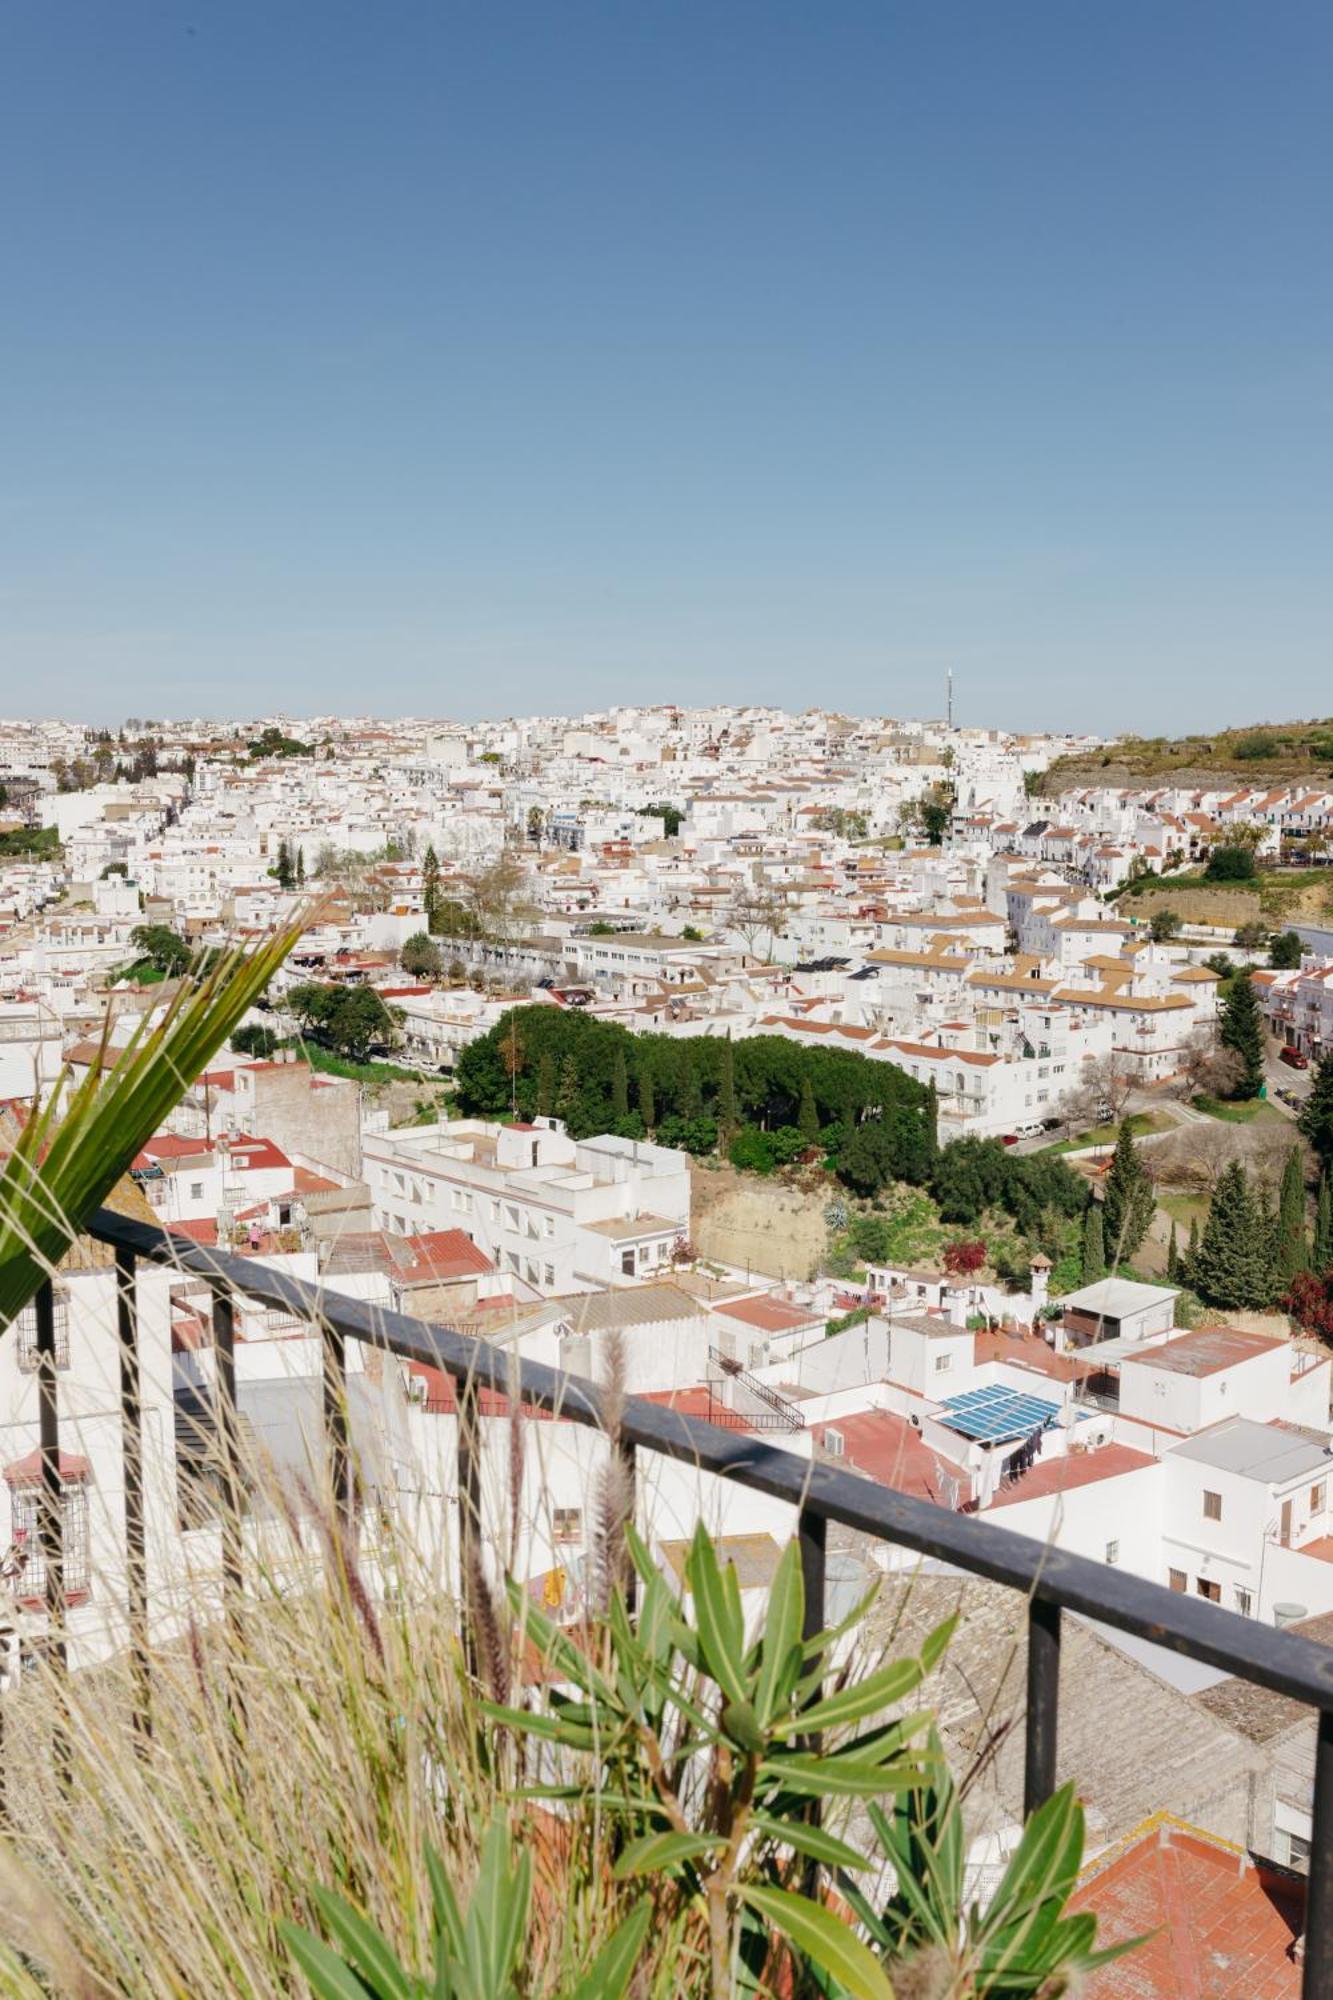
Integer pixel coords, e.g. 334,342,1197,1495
938,1386,1059,1443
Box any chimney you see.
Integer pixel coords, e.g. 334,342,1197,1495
948,1286,969,1328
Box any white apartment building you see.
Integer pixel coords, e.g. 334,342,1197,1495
364,1119,690,1293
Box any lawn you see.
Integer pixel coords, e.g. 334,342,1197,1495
296,1039,450,1089
1192,1093,1283,1125
1041,1110,1172,1155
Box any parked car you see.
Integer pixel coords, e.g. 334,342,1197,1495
1280,1046,1310,1070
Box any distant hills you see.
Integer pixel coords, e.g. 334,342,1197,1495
1041,719,1333,794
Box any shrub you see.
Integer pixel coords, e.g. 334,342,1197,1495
942,1238,987,1277
728,1126,776,1174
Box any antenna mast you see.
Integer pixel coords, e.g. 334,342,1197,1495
946,669,954,730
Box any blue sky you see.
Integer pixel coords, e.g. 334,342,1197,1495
2,1,1330,733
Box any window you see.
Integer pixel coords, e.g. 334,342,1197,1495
552,1506,582,1543
934,1352,952,1373
621,1250,636,1277
1196,1578,1221,1603
1313,1484,1326,1514
1105,1540,1119,1565
189,1181,205,1201
1202,1490,1222,1522
543,1264,555,1288
15,1288,70,1373
1168,1568,1187,1592
1235,1587,1253,1617
9,1481,90,1601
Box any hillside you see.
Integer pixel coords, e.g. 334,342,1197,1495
1041,719,1333,794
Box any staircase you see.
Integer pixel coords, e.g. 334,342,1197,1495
707,1346,805,1432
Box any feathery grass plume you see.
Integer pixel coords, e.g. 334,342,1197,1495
467,1542,513,1707
296,1473,386,1672
507,1351,525,1576
0,905,318,1329
589,1326,631,1617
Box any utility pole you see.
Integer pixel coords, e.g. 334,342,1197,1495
947,669,954,730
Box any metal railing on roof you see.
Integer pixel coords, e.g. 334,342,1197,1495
9,1202,1333,1996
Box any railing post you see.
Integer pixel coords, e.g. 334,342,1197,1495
618,1436,637,1615
115,1244,151,1747
1302,1707,1333,1999
799,1507,827,1894
211,1290,246,1704
321,1314,354,1538
457,1373,481,1677
1023,1596,1061,1818
36,1278,69,1784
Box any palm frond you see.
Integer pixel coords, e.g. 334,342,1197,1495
0,910,314,1328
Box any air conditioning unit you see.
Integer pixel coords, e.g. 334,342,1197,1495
824,1428,845,1458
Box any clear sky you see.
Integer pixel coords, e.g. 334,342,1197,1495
2,2,1330,734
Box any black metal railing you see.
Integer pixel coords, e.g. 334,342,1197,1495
11,1203,1333,1995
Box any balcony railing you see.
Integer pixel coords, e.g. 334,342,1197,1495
10,1203,1333,1995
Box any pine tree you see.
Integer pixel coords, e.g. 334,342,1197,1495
536,1051,556,1118
1081,1204,1106,1283
1101,1126,1154,1265
1276,1147,1310,1286
1166,1221,1179,1284
638,1063,656,1130
611,1048,629,1120
422,844,441,931
1192,1162,1279,1310
798,1076,820,1148
1219,971,1265,1100
717,1036,737,1136
1316,1171,1333,1274
1300,1053,1333,1175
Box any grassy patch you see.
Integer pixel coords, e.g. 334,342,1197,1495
1192,1093,1282,1124
295,1040,449,1089
1041,1111,1171,1155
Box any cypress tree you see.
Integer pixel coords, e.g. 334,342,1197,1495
1192,1162,1279,1310
1166,1221,1179,1284
296,845,306,886
638,1063,656,1130
1102,1126,1154,1265
1300,1054,1333,1175
1187,1215,1200,1284
422,844,441,930
717,1036,737,1136
536,1050,556,1118
1219,971,1265,1100
555,1054,579,1123
1276,1148,1310,1285
681,1052,703,1119
1081,1204,1106,1283
611,1048,629,1120
1316,1171,1333,1274
798,1076,820,1147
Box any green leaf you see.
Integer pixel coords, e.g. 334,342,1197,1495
740,1885,894,2000
477,1700,595,1748
720,1697,767,1756
611,1830,723,1879
463,1819,529,2000
685,1524,749,1706
754,1539,804,1726
280,1922,380,2000
567,1902,653,2000
759,1750,929,1799
749,1810,870,1874
775,1655,926,1736
424,1847,466,1965
308,1890,415,2000
918,1612,958,1676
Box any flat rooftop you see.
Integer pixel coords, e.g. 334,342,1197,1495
1170,1417,1333,1485
1120,1325,1285,1379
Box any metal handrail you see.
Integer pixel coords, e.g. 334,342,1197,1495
14,1202,1333,1994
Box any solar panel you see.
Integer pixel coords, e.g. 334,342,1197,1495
938,1386,1060,1444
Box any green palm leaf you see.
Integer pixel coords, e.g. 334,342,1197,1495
0,911,311,1329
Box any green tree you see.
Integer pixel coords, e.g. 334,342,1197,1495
1218,970,1265,1100
1192,1162,1279,1310
555,1054,580,1122
611,1048,629,1121
681,1054,703,1119
274,839,295,890
1101,1126,1155,1264
1299,1054,1333,1173
638,1063,656,1130
728,1127,776,1174
1205,844,1259,883
1315,1171,1333,1274
421,844,441,929
1166,1220,1179,1284
836,1120,897,1197
1270,930,1304,970
400,932,443,980
1148,909,1182,942
716,1036,737,1136
295,845,306,886
129,923,192,977
232,1022,280,1058
536,1050,556,1118
1081,1204,1106,1282
1186,1214,1200,1282
798,1075,820,1148
1276,1148,1310,1285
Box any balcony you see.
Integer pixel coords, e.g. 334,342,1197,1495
9,1206,1333,1996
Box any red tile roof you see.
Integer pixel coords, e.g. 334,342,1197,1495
4,1449,92,1486
987,1443,1155,1509
817,1409,953,1505
398,1230,497,1284
1071,1817,1302,1998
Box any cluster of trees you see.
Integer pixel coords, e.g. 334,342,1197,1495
128,923,194,977
271,839,307,890
1204,842,1260,883
455,1007,1093,1252
286,981,403,1063
421,844,532,946
0,825,61,860
247,726,314,761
